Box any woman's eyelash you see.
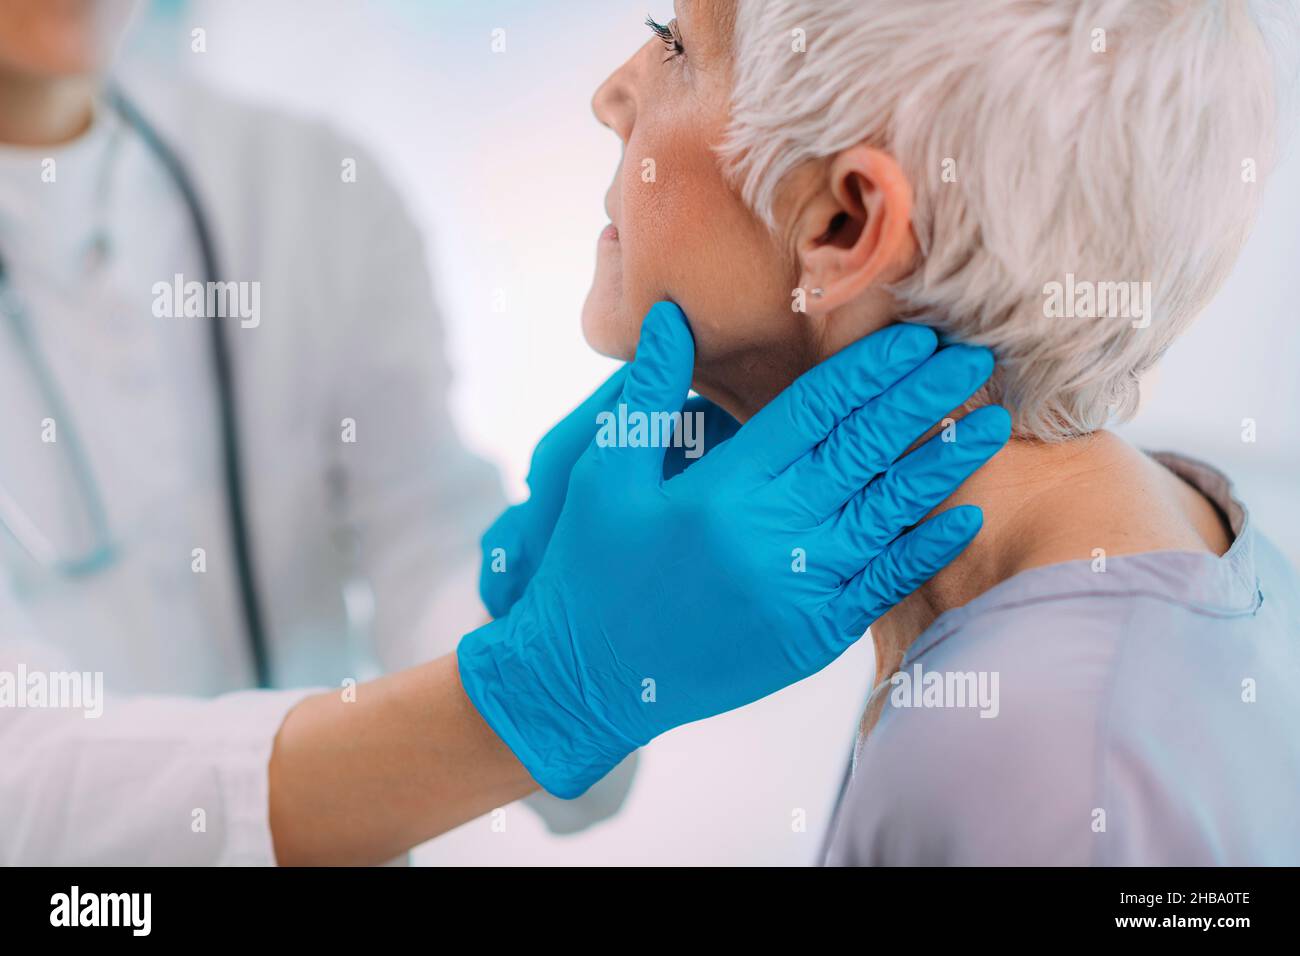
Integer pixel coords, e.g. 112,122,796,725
645,15,684,61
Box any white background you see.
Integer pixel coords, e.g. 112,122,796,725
124,0,1300,864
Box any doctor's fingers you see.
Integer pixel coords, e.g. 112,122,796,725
774,344,996,521
820,404,1011,562
827,504,984,639
479,505,536,619
526,364,629,491
723,324,938,477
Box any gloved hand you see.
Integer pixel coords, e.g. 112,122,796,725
458,301,1009,798
479,373,738,619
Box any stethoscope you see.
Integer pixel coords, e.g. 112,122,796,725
0,88,275,685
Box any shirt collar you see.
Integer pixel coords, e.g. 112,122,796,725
0,97,122,275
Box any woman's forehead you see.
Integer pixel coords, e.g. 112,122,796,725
681,0,737,55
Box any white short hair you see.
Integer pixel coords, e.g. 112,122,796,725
721,0,1296,440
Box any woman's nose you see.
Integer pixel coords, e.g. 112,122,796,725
591,59,635,143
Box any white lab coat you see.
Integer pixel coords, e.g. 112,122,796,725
0,71,626,864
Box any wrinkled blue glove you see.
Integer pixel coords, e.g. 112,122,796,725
479,373,738,619
458,301,1009,798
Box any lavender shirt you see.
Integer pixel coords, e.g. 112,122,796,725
823,453,1300,865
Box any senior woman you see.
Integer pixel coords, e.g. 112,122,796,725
494,0,1300,864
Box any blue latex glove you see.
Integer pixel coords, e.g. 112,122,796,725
479,375,738,618
458,301,1009,798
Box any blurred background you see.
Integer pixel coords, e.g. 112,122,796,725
119,0,1300,864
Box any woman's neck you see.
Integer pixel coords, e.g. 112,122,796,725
0,69,96,146
692,317,1234,677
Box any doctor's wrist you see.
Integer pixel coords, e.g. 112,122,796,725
457,607,637,800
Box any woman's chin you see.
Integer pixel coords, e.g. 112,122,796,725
580,285,638,361
581,228,643,359
580,307,635,361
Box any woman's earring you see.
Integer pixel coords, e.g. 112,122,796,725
811,288,825,298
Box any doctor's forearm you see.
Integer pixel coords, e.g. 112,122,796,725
268,653,536,866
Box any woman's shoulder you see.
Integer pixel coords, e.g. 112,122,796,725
896,523,1292,735
831,548,1300,864
829,450,1300,864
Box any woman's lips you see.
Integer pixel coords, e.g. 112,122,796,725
600,222,620,242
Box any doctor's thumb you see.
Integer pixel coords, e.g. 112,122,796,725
621,300,696,418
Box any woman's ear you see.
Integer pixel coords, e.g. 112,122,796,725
793,145,915,315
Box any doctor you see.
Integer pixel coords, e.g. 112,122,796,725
0,0,1008,866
